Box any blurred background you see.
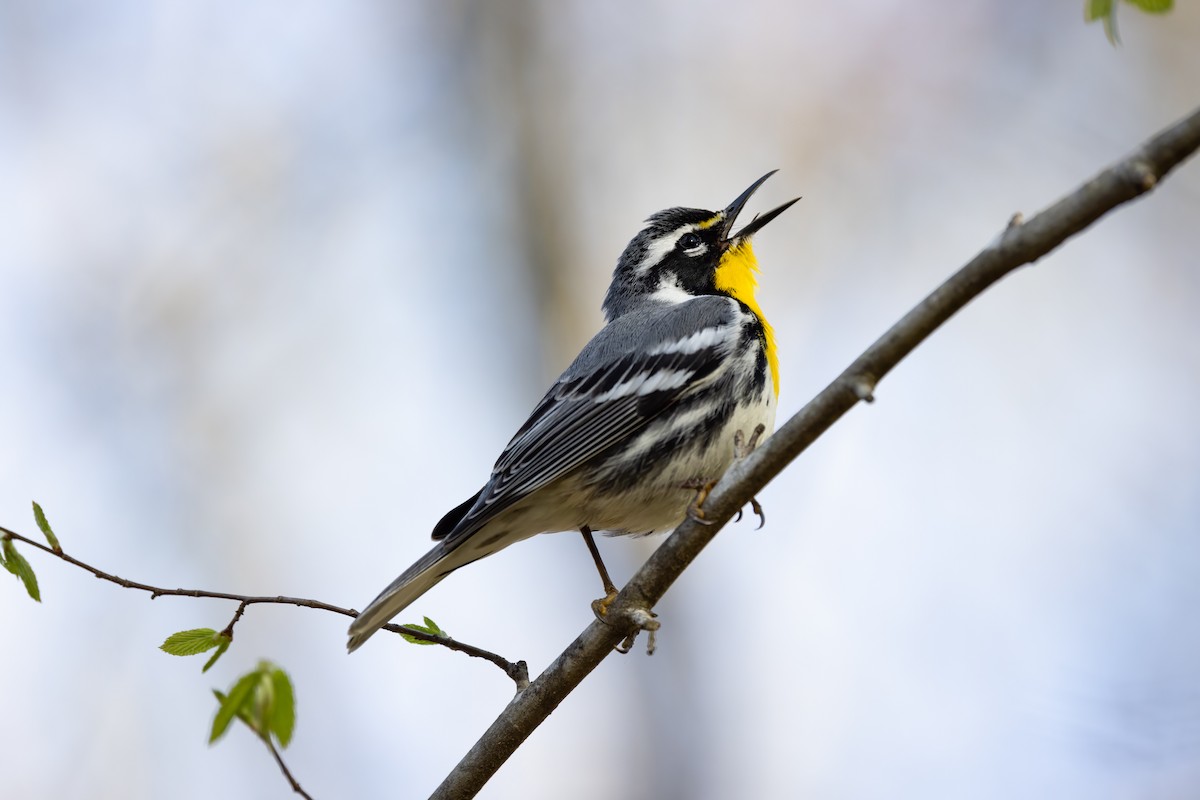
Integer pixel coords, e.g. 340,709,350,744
2,2,1199,798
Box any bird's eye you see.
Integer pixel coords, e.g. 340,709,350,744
678,232,703,252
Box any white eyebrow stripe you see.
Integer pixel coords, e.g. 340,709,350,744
636,225,698,273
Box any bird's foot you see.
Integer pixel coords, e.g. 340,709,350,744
614,607,660,656
732,495,767,528
681,478,719,525
592,591,660,655
733,423,767,459
730,424,768,529
591,588,619,619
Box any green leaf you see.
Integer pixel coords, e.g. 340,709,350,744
210,669,261,744
160,628,223,657
1125,0,1172,13
1084,0,1112,20
202,635,232,673
210,661,298,748
1084,0,1119,43
31,501,61,553
212,689,258,731
268,667,296,748
400,616,448,645
2,539,41,602
1086,0,1173,45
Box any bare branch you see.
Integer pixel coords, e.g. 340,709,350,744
431,104,1200,799
220,600,250,639
0,525,525,688
264,736,315,800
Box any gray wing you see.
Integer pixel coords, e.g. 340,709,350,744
437,295,741,545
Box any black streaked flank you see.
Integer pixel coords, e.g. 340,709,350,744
586,390,739,497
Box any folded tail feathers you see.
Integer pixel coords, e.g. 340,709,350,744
348,516,533,652
346,543,454,652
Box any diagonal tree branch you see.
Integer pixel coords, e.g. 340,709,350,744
0,525,529,689
431,103,1200,799
264,736,315,800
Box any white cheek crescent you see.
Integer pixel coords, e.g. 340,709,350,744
648,275,695,305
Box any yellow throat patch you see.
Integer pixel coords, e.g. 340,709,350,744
714,240,779,397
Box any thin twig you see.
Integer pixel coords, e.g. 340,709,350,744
431,104,1200,799
220,600,250,639
0,525,525,687
264,736,315,800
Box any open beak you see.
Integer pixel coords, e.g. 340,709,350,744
720,170,801,245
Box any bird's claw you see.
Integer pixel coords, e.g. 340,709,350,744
749,496,765,529
731,425,767,529
613,607,660,655
681,478,719,525
733,423,767,459
591,589,619,620
733,497,766,528
594,593,660,656
684,423,770,528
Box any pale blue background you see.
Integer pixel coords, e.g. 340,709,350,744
2,3,1199,798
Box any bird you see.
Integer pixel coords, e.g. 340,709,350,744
347,171,798,652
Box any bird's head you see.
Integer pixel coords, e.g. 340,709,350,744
603,171,799,321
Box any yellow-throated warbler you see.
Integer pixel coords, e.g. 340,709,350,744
348,171,797,651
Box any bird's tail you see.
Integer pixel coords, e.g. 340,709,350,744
347,541,461,652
